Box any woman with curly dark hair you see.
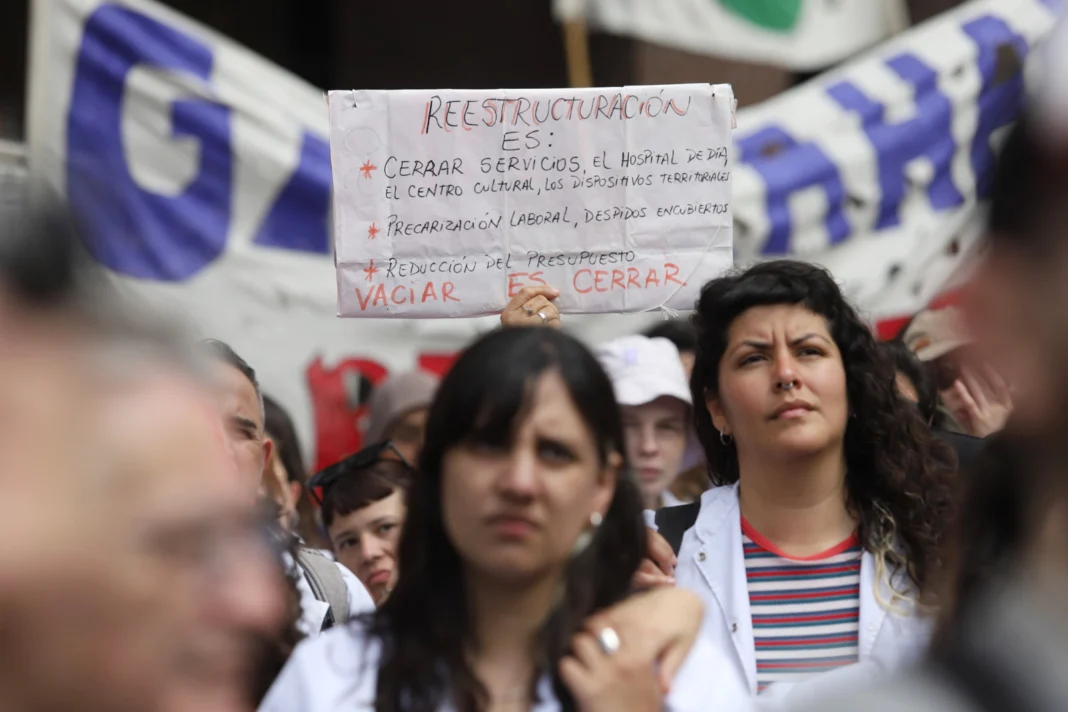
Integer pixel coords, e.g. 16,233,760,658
260,327,747,712
670,259,957,699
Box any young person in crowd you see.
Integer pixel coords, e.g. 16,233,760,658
261,327,747,712
596,335,691,510
314,444,413,605
202,340,376,634
666,260,957,699
364,370,439,467
645,320,710,504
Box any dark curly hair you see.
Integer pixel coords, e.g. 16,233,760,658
880,339,938,426
366,327,646,712
690,260,958,601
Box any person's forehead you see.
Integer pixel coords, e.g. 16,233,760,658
332,490,405,532
521,373,597,447
730,304,828,337
98,374,235,492
212,362,260,411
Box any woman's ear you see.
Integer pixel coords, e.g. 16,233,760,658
705,394,730,435
592,451,623,517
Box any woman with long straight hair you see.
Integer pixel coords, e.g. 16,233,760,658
261,327,745,712
671,260,957,698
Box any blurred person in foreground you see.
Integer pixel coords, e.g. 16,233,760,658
262,327,747,712
0,204,289,712
788,61,1068,712
363,369,438,467
202,340,375,633
596,335,692,509
0,204,173,712
93,342,289,712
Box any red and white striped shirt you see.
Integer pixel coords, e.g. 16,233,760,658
742,518,862,692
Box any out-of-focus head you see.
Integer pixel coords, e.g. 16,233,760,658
596,335,692,509
390,327,644,595
373,329,645,712
966,112,1068,437
364,370,438,466
0,201,173,712
93,343,286,712
644,318,698,378
202,339,272,495
319,452,412,604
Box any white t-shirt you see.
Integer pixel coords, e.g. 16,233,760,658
283,551,376,636
260,619,752,712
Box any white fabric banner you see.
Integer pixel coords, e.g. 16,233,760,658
553,0,909,71
328,85,734,318
24,0,1060,466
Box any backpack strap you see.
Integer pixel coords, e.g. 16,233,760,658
653,501,701,556
294,547,350,631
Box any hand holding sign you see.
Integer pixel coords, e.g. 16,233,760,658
501,285,562,329
328,84,735,318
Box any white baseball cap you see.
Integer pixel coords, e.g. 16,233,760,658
595,335,692,408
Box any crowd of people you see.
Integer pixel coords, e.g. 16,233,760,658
6,24,1068,712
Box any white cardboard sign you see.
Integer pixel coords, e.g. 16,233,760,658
328,84,734,318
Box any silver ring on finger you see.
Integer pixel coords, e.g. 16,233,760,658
537,310,548,324
596,626,621,656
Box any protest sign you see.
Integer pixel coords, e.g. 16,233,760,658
328,84,735,318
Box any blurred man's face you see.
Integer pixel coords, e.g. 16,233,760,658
0,303,168,712
212,361,271,496
98,369,286,712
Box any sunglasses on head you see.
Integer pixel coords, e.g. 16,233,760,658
306,441,413,506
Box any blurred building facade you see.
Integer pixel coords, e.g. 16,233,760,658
0,0,967,141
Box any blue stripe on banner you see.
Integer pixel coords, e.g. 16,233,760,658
826,53,963,230
68,6,233,281
252,132,332,254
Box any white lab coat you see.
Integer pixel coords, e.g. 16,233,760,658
260,618,753,712
672,485,932,702
283,551,377,636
